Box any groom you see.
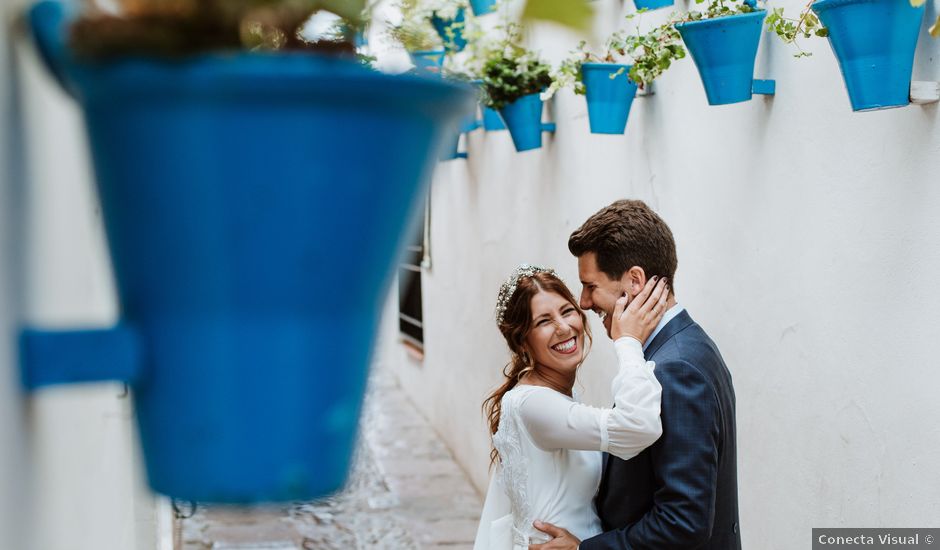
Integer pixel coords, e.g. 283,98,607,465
532,200,741,550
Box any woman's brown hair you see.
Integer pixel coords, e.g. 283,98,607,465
482,270,591,466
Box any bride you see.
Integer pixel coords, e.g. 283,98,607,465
474,264,668,549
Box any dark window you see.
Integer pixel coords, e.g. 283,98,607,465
398,205,426,350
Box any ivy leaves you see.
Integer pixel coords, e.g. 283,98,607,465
548,10,686,97
625,23,686,88
682,0,755,21
764,4,828,58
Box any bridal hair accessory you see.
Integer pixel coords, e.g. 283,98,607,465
495,264,558,325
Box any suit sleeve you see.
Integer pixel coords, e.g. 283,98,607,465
580,359,721,550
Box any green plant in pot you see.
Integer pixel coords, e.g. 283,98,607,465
671,0,824,104
549,11,685,134
24,0,474,503
389,0,447,73
424,0,470,52
480,22,554,151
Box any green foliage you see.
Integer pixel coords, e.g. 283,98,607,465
624,21,686,88
389,13,442,52
678,0,755,21
670,0,826,58
548,11,685,96
480,23,553,110
521,0,594,34
764,2,828,57
70,0,369,58
424,0,469,20
436,18,467,53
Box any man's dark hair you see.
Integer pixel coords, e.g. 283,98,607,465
568,199,678,289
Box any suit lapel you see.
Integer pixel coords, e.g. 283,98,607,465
644,310,695,360
600,311,695,487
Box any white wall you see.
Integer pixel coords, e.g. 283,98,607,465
380,0,940,547
1,3,165,548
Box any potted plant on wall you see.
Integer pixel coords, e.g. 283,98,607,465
673,0,825,105
811,0,925,111
25,0,473,504
480,22,555,152
459,21,506,130
390,0,447,73
439,67,482,159
427,0,470,52
550,12,686,134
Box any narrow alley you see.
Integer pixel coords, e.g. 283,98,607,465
175,363,484,549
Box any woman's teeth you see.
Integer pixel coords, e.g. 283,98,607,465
552,337,577,353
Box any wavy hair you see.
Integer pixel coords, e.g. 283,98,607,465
482,271,592,467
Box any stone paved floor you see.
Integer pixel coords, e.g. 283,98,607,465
175,364,483,549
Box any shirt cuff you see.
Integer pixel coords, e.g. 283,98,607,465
613,335,643,362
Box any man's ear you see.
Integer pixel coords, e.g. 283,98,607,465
619,266,647,296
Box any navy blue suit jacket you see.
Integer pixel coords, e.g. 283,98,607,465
581,310,741,550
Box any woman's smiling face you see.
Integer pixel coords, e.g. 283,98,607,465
524,290,586,375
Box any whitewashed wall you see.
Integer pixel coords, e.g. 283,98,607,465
379,0,940,547
1,3,166,548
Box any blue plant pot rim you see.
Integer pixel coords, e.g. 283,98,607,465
581,62,633,72
675,9,766,30
67,52,472,106
812,0,920,12
411,49,447,56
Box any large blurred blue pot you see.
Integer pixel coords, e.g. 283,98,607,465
431,8,467,52
676,10,766,105
23,1,474,503
470,0,497,16
812,0,925,111
581,63,638,135
499,93,551,152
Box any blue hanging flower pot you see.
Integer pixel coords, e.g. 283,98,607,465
812,0,925,111
441,111,481,160
472,79,506,131
24,1,474,504
409,49,446,75
431,8,467,53
581,63,638,135
469,0,498,16
675,10,767,105
634,0,674,10
498,93,554,152
482,105,507,130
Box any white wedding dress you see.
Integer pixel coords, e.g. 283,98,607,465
473,337,663,550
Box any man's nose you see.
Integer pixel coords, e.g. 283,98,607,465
579,291,591,310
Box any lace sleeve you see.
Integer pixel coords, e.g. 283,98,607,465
517,337,663,461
